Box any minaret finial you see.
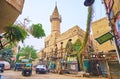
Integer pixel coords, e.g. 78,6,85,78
55,1,57,6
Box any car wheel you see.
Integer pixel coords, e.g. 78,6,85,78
36,71,38,74
1,70,4,73
22,72,24,76
14,68,16,71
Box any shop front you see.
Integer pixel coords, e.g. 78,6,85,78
66,54,78,73
84,52,107,77
107,52,120,79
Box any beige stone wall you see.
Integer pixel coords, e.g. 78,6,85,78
37,51,42,59
44,25,88,58
6,0,24,13
92,17,115,52
43,5,93,59
111,0,120,16
51,20,60,34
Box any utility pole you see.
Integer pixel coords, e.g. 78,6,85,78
29,48,32,62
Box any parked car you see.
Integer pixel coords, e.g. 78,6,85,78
0,63,5,73
35,65,49,74
14,63,23,71
0,61,10,70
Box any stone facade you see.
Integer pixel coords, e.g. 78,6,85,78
92,17,115,52
92,17,120,79
6,0,24,13
0,0,24,33
44,25,86,58
42,5,92,61
103,1,120,78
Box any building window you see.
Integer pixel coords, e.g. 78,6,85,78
45,41,49,47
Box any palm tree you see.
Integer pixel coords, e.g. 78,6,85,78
73,39,81,71
2,24,28,47
65,39,73,55
78,6,93,70
65,39,73,68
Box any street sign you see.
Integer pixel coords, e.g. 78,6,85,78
21,59,30,63
95,32,113,44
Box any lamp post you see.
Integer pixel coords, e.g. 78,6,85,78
54,44,57,59
60,42,63,71
61,42,63,59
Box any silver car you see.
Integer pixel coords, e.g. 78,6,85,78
35,65,49,74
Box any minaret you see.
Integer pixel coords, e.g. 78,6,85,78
50,4,61,37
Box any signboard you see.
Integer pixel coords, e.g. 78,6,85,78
21,59,30,63
95,32,113,44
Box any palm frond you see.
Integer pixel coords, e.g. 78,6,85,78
4,24,28,43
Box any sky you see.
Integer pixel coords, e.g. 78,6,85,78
17,0,106,52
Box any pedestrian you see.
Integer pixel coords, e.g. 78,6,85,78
96,63,102,77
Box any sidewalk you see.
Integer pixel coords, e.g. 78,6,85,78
0,75,16,79
63,74,108,79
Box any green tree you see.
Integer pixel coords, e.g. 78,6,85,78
0,23,45,50
18,45,37,62
65,39,73,68
0,48,13,64
73,39,81,71
65,39,73,55
1,25,28,49
30,23,45,38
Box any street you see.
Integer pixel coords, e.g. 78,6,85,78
0,70,108,79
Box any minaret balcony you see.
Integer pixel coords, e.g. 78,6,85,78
50,15,62,22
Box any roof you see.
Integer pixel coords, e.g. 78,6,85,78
52,5,59,17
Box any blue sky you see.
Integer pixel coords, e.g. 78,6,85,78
17,0,106,51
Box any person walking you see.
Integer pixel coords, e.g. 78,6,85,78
96,63,102,77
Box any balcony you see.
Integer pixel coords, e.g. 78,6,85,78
0,0,24,33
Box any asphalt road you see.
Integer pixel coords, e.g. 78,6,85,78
0,70,108,79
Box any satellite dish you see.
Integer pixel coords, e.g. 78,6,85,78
84,0,95,6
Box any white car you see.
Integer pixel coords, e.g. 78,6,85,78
35,65,49,74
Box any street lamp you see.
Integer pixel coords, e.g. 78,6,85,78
54,44,57,58
90,53,97,59
61,42,63,58
84,0,95,6
90,53,106,60
98,53,106,58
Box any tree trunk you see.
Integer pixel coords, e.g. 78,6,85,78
77,55,81,71
78,6,93,71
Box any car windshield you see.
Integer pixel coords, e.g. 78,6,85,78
36,65,46,68
16,63,23,67
25,64,32,67
0,63,4,67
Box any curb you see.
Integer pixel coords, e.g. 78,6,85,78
63,74,108,79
